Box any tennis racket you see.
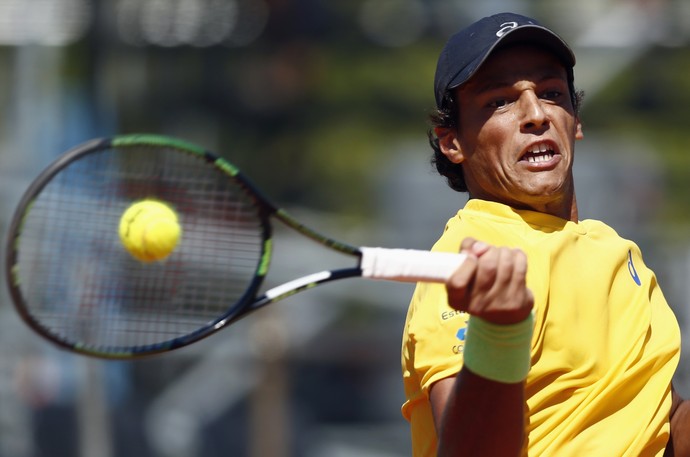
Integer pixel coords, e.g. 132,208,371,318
5,134,466,359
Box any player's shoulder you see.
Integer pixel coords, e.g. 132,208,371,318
579,218,624,238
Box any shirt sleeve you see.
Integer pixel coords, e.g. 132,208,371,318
406,281,469,396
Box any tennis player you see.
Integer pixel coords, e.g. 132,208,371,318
401,12,690,456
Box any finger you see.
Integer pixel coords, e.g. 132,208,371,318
480,247,527,294
446,254,478,311
471,246,502,293
459,237,490,257
511,249,528,285
465,248,533,320
502,248,533,320
459,237,477,252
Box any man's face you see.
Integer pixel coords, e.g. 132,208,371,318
443,44,583,217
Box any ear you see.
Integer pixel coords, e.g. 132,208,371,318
434,127,464,164
575,118,584,140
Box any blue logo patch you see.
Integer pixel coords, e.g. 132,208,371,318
627,249,641,286
456,327,466,341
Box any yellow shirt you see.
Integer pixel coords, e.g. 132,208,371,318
401,199,681,457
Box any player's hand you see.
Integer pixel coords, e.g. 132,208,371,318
446,237,533,325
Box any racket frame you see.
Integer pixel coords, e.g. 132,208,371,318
5,134,365,358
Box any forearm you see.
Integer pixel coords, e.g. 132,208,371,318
433,240,532,456
436,368,526,457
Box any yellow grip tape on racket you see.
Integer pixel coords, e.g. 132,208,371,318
462,312,534,384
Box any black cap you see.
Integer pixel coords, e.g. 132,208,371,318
434,12,575,109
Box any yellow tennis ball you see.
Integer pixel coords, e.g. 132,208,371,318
119,200,182,262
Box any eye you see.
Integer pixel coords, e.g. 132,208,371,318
489,98,510,109
542,90,563,100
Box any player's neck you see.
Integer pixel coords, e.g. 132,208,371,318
528,194,578,222
567,194,579,222
540,193,578,222
485,193,579,222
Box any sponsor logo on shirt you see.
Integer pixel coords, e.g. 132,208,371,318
441,309,464,321
627,249,641,286
452,327,467,354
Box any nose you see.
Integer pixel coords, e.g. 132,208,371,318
518,91,548,131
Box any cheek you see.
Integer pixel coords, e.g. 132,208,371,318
474,115,515,144
463,148,509,184
471,127,513,166
458,115,517,176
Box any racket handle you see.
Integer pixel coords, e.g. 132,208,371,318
359,247,467,283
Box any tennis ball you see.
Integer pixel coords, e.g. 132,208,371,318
119,200,182,262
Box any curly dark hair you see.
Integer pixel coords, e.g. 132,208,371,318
428,78,585,193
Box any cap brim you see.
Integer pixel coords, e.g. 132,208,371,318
446,24,575,92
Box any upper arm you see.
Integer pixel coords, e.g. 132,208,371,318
671,384,683,417
429,376,457,432
667,384,690,456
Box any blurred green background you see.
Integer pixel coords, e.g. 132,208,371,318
1,1,690,456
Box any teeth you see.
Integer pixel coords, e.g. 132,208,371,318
524,143,554,163
527,143,553,154
526,153,554,163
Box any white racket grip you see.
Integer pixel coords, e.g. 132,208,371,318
359,247,467,283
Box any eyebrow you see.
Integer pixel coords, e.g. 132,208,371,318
468,71,567,95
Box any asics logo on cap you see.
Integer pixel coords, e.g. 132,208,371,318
496,21,518,37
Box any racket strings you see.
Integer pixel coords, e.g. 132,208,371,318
14,145,265,352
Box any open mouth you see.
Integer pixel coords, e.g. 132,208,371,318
522,143,555,163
